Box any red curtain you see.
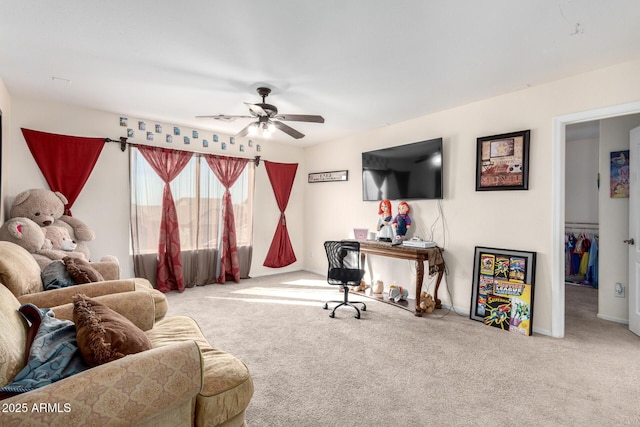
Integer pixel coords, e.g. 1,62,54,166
263,161,298,268
204,155,249,283
138,146,193,293
21,128,105,215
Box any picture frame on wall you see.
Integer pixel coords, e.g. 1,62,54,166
476,129,530,191
470,246,537,336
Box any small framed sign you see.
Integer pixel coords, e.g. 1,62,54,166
308,170,348,183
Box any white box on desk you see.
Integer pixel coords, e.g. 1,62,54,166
402,240,437,249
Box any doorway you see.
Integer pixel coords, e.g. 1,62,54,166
553,102,640,338
564,121,600,330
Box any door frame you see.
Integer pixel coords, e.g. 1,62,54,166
552,101,640,338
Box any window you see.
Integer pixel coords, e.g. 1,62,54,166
130,147,254,285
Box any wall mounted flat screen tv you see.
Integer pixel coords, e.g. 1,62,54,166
362,137,443,201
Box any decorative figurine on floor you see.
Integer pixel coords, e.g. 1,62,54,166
388,285,409,302
373,280,384,294
376,199,394,242
392,201,412,239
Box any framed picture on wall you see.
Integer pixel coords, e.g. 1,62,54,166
476,130,530,191
470,246,537,336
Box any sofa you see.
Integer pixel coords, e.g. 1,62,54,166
0,282,254,426
0,241,168,321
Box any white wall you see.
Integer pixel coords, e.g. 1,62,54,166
6,97,306,278
304,59,640,336
565,135,599,224
598,114,640,322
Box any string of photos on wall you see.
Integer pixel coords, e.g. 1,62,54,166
119,116,261,153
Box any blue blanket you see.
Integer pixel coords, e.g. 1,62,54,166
0,304,88,394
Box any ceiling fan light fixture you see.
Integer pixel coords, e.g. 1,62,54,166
248,122,258,136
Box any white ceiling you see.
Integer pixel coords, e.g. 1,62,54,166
2,1,640,146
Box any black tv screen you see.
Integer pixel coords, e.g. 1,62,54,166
362,137,443,201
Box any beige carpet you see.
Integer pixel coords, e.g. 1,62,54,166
166,271,640,427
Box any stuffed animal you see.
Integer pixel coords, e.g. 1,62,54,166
10,188,95,259
44,225,78,252
419,291,436,314
350,279,370,293
388,285,408,302
0,217,85,269
373,280,384,294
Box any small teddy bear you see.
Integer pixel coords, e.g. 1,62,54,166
419,291,436,314
373,280,384,294
44,225,79,252
350,279,369,293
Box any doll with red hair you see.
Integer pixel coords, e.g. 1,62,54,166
392,201,411,239
376,199,394,242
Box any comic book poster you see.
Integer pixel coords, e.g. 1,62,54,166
494,256,510,279
471,247,536,335
493,281,533,336
509,257,526,282
480,254,495,275
484,294,511,330
476,275,494,316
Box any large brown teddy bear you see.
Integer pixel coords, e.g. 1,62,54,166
10,188,95,259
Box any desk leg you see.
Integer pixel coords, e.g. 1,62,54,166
433,269,444,309
414,260,425,316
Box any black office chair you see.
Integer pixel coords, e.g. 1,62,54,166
323,241,367,319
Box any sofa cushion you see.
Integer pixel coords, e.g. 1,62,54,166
64,257,104,284
146,316,254,426
0,285,29,387
41,260,75,290
73,294,152,367
0,241,44,296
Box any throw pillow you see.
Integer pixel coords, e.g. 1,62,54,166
72,294,152,367
63,257,104,284
41,260,76,290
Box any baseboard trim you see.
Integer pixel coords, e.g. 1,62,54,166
597,313,629,324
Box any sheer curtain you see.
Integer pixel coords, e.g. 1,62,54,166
130,147,254,290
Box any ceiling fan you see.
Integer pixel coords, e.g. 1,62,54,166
196,87,324,139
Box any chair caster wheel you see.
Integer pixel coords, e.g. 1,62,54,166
323,303,328,310
355,314,360,319
362,306,367,311
329,312,335,318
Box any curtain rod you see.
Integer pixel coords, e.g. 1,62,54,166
565,221,599,226
105,137,261,166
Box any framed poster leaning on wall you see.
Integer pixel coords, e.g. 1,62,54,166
470,246,537,336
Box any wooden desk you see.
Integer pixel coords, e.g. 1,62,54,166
358,240,445,316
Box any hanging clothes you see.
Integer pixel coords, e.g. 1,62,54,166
564,228,598,288
586,236,599,288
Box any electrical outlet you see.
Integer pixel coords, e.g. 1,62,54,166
615,282,625,298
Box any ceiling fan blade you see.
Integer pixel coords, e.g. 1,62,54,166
244,102,268,117
273,121,305,139
235,122,257,138
275,114,325,123
195,114,253,121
